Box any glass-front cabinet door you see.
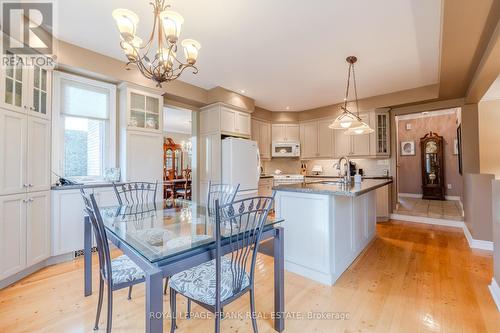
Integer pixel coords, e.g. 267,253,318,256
375,112,390,156
30,65,51,118
0,52,28,114
0,54,51,118
128,90,161,132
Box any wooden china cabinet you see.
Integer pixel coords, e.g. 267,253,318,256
420,132,445,200
163,138,183,181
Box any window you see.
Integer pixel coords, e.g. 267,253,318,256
53,72,116,182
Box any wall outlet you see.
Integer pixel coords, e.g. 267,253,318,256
447,184,452,189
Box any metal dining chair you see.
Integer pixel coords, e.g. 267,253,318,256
112,181,158,205
168,194,275,333
182,181,241,313
80,189,146,333
207,181,240,217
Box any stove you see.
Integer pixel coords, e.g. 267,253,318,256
273,174,305,186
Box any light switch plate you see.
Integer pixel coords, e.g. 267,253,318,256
447,184,452,189
406,123,412,130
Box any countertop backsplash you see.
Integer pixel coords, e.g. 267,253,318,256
262,158,391,177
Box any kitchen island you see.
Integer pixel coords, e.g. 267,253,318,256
274,179,392,285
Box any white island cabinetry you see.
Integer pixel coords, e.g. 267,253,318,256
274,179,390,285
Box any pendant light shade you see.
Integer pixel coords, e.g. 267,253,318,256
344,122,375,135
328,109,363,129
329,56,374,135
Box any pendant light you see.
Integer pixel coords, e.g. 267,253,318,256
329,56,374,135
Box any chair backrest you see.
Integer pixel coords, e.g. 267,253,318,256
80,189,112,284
214,194,275,307
113,181,158,205
207,181,240,217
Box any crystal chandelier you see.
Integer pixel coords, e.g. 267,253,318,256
329,56,374,135
112,1,201,87
180,140,192,154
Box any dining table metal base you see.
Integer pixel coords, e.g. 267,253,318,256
83,216,285,333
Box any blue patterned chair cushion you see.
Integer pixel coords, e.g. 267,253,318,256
169,256,250,305
108,255,145,286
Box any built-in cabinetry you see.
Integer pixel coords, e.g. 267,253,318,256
299,110,390,159
271,123,299,142
118,84,163,187
300,119,334,158
0,62,52,282
51,187,117,256
199,103,252,203
251,119,271,160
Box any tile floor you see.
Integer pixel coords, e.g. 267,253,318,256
394,196,464,221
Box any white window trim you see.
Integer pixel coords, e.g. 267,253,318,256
52,71,117,183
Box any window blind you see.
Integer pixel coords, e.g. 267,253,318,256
60,79,109,120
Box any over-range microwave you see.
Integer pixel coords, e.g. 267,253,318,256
272,141,300,157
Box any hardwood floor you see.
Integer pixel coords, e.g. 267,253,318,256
1,220,499,333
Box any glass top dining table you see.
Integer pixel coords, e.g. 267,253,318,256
98,198,284,263
84,197,285,333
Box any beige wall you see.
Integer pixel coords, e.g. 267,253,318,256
479,99,500,178
493,180,500,284
397,113,463,197
464,173,495,241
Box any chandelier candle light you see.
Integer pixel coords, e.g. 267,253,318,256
329,56,374,135
112,0,201,87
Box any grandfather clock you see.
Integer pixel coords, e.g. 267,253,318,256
420,132,445,200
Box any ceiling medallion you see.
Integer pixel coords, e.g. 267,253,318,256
112,0,201,87
329,56,374,135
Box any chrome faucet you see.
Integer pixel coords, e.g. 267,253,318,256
335,156,351,184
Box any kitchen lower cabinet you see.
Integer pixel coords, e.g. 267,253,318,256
0,190,50,281
26,191,51,266
0,194,26,280
258,178,274,197
376,184,391,221
51,187,120,257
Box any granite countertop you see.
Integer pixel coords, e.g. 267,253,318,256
305,175,392,180
273,179,393,197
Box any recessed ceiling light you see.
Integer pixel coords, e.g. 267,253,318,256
286,106,290,110
240,89,246,93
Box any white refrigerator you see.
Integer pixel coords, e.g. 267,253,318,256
221,137,261,199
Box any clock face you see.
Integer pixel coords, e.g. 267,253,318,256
426,141,437,154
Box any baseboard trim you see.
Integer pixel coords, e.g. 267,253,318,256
489,278,500,312
398,193,461,201
463,224,494,251
390,213,493,251
390,213,464,228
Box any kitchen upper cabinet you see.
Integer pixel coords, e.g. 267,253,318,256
27,117,51,192
251,119,271,160
0,194,26,280
201,103,251,138
350,113,371,156
120,85,162,133
300,119,335,159
375,110,390,156
235,111,251,136
333,113,374,157
0,110,27,195
0,58,52,119
300,122,319,158
334,127,350,157
272,124,299,142
26,191,50,266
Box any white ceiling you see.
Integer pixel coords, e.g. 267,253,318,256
163,107,192,134
56,0,442,111
482,75,500,101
